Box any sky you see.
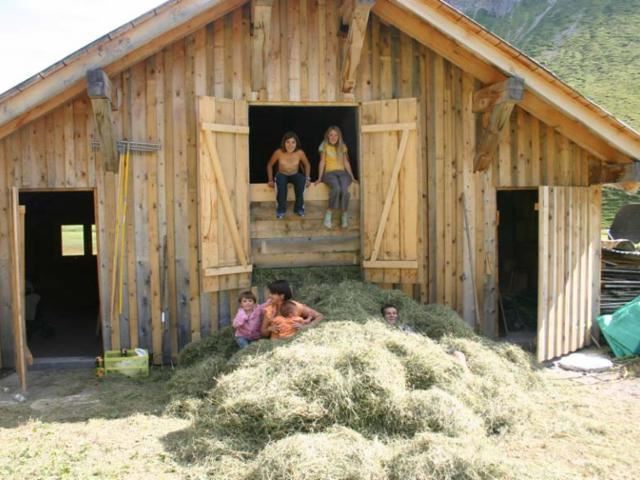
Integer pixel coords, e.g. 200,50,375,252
0,0,163,94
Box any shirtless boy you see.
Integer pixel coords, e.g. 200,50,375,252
266,131,311,218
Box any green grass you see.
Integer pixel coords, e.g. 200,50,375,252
61,225,84,256
463,0,640,131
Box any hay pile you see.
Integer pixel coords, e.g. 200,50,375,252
167,280,540,479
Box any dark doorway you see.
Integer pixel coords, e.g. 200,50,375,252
19,191,101,358
249,106,359,183
497,190,538,348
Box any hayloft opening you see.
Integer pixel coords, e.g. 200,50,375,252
249,105,359,183
19,191,101,358
497,190,538,350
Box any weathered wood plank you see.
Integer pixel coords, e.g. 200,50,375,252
146,56,163,364
537,186,550,362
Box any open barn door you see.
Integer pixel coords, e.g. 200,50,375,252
537,186,601,361
9,187,29,391
360,99,420,285
197,97,252,292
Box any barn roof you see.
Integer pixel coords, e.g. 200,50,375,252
1,0,639,164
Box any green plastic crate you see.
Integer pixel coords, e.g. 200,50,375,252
104,349,149,377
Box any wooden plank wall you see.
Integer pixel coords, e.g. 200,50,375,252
536,186,601,361
426,57,600,335
250,186,361,268
0,98,95,365
0,0,606,364
0,4,428,365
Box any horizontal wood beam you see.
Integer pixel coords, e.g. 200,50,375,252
473,76,524,113
373,0,632,164
0,0,245,141
201,122,250,134
361,122,416,132
250,182,360,202
204,265,253,277
384,0,640,160
362,260,418,269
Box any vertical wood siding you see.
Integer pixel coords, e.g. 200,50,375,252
0,1,604,364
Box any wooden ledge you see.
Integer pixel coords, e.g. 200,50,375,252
250,182,360,202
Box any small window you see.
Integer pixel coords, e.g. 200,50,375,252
91,224,97,256
61,225,85,256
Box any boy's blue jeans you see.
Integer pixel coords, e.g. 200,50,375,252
235,336,251,348
275,172,306,214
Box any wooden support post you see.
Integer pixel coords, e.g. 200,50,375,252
87,69,118,172
251,0,274,94
340,0,375,94
473,76,524,172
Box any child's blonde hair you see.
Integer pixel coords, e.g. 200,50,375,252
322,126,346,163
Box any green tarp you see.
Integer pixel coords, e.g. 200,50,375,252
597,296,640,358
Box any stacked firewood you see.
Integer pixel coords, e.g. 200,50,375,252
601,246,640,314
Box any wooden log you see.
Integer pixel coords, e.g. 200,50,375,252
474,77,524,172
88,70,117,173
589,160,640,185
472,77,524,113
340,0,375,94
250,0,274,93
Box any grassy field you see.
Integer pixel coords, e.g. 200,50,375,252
0,368,202,479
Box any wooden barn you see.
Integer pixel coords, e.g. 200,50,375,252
2,0,640,380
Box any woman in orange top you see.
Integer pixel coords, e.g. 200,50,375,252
260,280,324,339
267,300,309,340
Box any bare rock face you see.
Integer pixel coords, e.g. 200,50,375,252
445,0,522,17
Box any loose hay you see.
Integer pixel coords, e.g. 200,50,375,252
296,281,474,339
167,280,542,479
386,432,511,480
250,427,388,480
178,326,238,367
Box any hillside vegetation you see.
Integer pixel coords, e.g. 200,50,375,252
449,0,640,131
448,0,640,226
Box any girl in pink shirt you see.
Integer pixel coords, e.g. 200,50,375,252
232,291,263,348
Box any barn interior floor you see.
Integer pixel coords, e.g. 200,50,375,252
501,330,537,353
28,301,100,358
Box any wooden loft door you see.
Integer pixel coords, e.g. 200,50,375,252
360,98,420,286
536,186,601,361
197,96,252,292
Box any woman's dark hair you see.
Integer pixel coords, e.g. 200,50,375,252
280,131,301,152
238,291,257,303
381,303,398,316
267,279,293,301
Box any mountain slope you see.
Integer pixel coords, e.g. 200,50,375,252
448,0,640,131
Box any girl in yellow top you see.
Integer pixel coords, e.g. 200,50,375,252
315,126,357,228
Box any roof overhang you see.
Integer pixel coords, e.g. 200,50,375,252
375,0,640,164
0,0,246,141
